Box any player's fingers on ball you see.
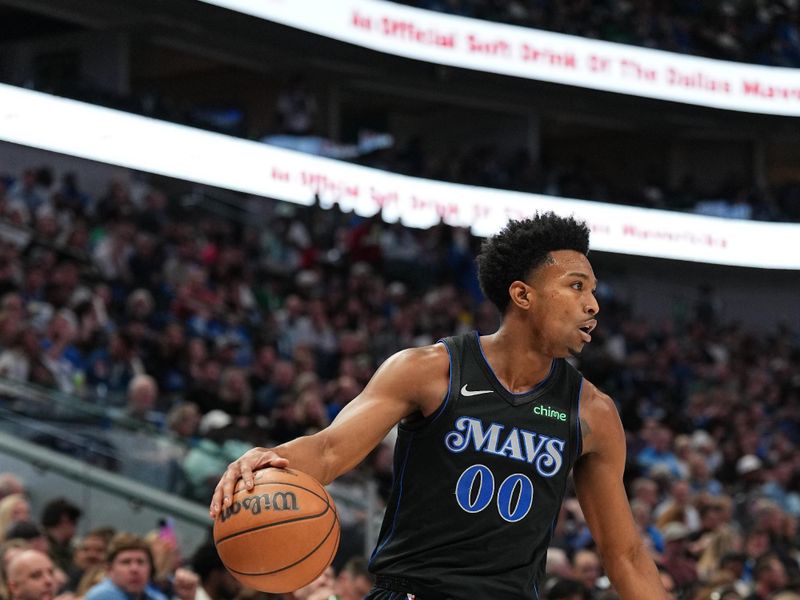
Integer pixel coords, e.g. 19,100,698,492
273,456,290,468
210,481,226,515
265,450,289,468
240,463,255,489
221,462,242,506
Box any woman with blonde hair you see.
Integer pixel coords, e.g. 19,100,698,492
696,525,743,582
655,503,687,531
74,565,107,599
0,495,30,543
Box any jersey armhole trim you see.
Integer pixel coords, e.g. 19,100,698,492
574,377,584,463
396,339,455,433
427,339,454,425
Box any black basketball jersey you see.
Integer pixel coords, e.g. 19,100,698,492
368,331,584,600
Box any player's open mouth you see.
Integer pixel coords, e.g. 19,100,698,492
578,321,596,342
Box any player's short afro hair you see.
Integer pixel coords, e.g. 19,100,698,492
477,212,590,314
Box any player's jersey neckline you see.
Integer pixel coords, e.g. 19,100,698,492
469,331,560,407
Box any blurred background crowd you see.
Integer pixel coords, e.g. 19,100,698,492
0,0,798,599
0,161,797,600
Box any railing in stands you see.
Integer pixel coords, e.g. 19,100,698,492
0,376,382,557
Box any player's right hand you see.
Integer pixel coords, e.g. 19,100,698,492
209,447,289,518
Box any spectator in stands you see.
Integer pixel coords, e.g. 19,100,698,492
4,522,48,555
0,477,24,503
1,526,68,599
687,452,724,497
180,412,251,503
65,530,109,593
124,375,165,431
733,455,767,528
695,525,743,582
189,543,241,600
571,549,602,597
630,477,660,511
0,496,31,543
0,327,42,384
84,533,196,600
86,332,144,402
7,169,48,214
92,220,135,282
631,499,664,555
637,425,684,479
165,402,201,445
40,309,85,395
746,552,789,600
40,499,82,572
545,548,573,580
0,539,30,600
143,525,184,600
275,76,319,136
333,557,373,600
288,565,335,600
5,549,56,600
254,359,295,416
659,522,698,591
55,172,89,214
217,367,253,418
761,461,800,517
655,479,701,532
542,577,585,600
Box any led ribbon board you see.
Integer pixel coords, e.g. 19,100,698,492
199,0,800,116
0,83,797,268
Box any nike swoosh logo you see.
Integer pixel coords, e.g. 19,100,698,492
461,384,493,397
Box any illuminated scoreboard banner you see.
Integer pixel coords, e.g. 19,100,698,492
199,0,800,116
0,83,798,269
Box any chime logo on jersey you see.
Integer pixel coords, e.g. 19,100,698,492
444,416,565,477
533,404,567,421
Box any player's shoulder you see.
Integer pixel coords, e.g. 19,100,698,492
383,342,450,374
374,343,451,410
578,379,624,455
579,379,617,416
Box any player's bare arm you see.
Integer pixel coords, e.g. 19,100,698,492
573,381,668,600
210,343,450,517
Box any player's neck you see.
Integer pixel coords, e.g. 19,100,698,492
479,327,554,394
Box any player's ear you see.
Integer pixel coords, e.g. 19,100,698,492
508,281,532,310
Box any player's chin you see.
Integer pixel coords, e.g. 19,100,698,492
567,344,585,358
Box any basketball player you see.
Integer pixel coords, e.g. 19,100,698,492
210,213,667,599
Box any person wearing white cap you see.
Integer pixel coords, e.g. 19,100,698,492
660,522,697,590
736,455,763,477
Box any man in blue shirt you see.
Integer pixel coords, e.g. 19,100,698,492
84,533,178,600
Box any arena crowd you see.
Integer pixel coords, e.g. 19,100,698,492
0,163,797,600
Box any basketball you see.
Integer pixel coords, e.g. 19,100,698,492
213,468,340,593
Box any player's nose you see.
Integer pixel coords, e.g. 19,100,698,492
586,293,599,316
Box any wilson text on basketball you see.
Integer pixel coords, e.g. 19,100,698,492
219,491,300,522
